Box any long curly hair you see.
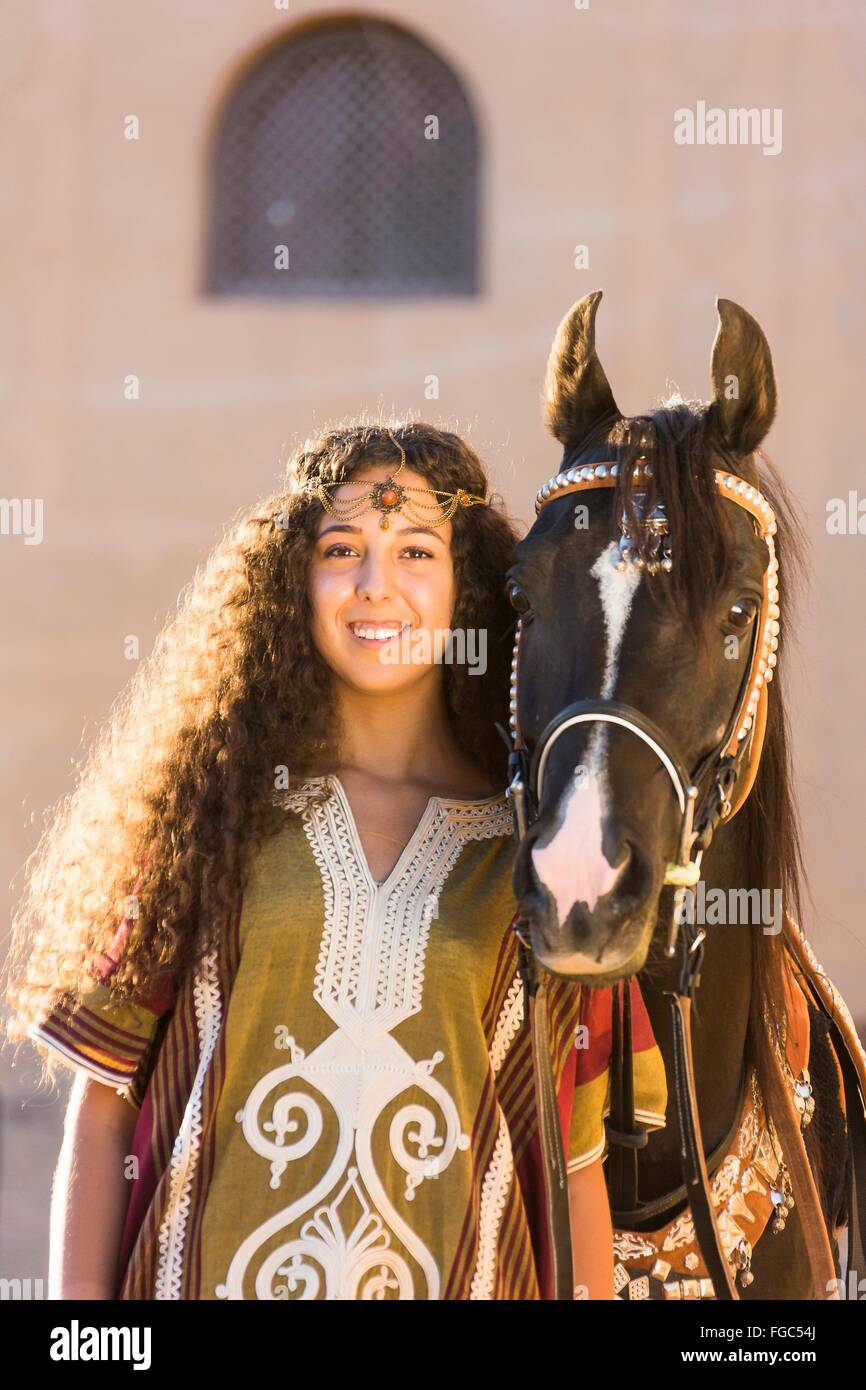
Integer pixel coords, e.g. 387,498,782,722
3,420,521,1084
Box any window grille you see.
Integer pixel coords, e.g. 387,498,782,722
207,18,480,297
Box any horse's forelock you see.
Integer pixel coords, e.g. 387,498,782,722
606,400,738,640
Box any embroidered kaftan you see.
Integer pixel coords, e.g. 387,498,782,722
29,774,667,1300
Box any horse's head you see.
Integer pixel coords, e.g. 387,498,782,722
509,291,780,983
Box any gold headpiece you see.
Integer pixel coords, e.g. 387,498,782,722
302,431,487,530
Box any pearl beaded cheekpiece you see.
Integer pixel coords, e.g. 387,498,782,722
509,459,779,758
301,431,487,531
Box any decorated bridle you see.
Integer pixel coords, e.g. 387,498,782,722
506,458,779,921
498,455,781,1301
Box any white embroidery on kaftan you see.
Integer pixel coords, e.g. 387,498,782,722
215,776,511,1300
155,947,222,1300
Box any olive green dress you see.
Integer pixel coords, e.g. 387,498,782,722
29,774,667,1299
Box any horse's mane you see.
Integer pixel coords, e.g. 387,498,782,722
596,397,809,1125
734,458,809,1141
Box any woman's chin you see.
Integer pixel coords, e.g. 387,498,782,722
333,655,436,695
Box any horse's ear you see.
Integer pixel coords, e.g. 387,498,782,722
708,298,777,457
542,291,621,449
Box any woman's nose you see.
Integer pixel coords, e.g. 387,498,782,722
356,552,395,602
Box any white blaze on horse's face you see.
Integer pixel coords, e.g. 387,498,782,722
531,542,641,941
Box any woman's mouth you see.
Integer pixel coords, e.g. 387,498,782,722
346,620,409,648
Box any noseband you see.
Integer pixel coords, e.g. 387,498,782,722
498,460,780,1300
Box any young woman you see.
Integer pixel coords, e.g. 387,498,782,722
4,420,666,1300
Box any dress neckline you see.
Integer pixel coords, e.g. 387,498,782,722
300,772,508,894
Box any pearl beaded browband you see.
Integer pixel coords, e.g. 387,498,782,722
510,459,779,761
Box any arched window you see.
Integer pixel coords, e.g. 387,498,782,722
206,18,480,298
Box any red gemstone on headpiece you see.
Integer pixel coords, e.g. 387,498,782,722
380,487,399,506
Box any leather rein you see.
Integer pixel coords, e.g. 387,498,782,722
495,457,820,1301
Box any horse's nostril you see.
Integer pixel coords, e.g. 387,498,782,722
609,839,651,907
598,840,631,900
612,841,631,876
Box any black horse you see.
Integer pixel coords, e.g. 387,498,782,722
506,292,849,1298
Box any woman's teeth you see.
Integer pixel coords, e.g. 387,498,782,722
348,622,406,643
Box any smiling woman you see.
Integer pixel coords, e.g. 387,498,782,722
309,454,461,692
4,418,667,1301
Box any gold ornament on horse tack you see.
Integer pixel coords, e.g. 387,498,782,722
609,435,673,575
611,972,813,1301
302,432,487,531
615,492,672,575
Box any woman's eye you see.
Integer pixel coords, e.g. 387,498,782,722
321,543,433,560
726,596,759,630
507,580,533,617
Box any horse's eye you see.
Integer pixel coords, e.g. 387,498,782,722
507,580,533,617
726,597,759,630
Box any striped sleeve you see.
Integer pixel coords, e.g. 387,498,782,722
26,900,174,1110
567,978,667,1173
